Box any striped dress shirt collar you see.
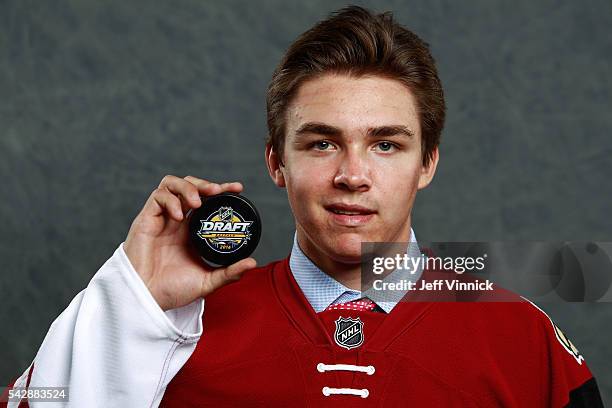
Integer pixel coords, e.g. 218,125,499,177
289,229,423,313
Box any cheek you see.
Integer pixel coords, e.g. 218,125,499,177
285,158,334,193
284,160,333,212
374,160,421,208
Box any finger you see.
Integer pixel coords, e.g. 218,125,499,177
184,176,243,193
142,188,185,221
184,176,224,197
219,182,244,194
201,257,257,297
159,175,202,212
184,175,210,185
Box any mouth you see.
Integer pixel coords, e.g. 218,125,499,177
324,203,376,226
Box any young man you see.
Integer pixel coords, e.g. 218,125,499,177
3,6,603,407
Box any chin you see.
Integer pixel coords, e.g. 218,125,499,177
326,234,364,263
328,250,363,264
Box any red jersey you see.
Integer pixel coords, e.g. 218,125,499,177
160,257,601,407
3,256,603,407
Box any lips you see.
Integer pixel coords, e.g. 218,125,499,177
325,203,376,215
324,203,376,226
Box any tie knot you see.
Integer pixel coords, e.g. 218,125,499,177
325,298,377,312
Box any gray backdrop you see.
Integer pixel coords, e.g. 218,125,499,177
1,0,610,403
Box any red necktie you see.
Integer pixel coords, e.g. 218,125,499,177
325,298,378,312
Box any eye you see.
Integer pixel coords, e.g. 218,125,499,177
313,140,333,151
375,141,397,152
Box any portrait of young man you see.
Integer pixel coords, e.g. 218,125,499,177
1,4,607,408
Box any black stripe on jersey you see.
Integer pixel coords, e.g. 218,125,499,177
564,377,604,408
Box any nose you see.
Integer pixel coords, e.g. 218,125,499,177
333,148,372,192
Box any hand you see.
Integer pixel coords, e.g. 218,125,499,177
123,175,257,311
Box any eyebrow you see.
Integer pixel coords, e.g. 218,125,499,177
294,122,415,139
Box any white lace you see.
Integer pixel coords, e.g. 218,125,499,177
317,363,375,398
322,386,369,398
317,363,375,375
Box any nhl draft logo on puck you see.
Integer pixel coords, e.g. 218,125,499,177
197,206,253,253
188,193,261,267
334,317,365,350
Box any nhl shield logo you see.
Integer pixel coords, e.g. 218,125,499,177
218,206,233,221
334,317,364,350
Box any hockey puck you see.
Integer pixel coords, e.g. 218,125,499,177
188,193,261,267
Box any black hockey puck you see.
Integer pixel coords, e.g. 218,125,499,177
188,193,261,267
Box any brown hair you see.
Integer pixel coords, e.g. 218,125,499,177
266,5,445,166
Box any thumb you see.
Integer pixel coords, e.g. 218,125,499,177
201,257,257,297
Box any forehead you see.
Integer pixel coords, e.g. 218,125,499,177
286,73,421,136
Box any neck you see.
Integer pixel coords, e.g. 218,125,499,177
296,224,413,291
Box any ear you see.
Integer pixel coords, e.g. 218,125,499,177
265,143,286,188
417,147,439,190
